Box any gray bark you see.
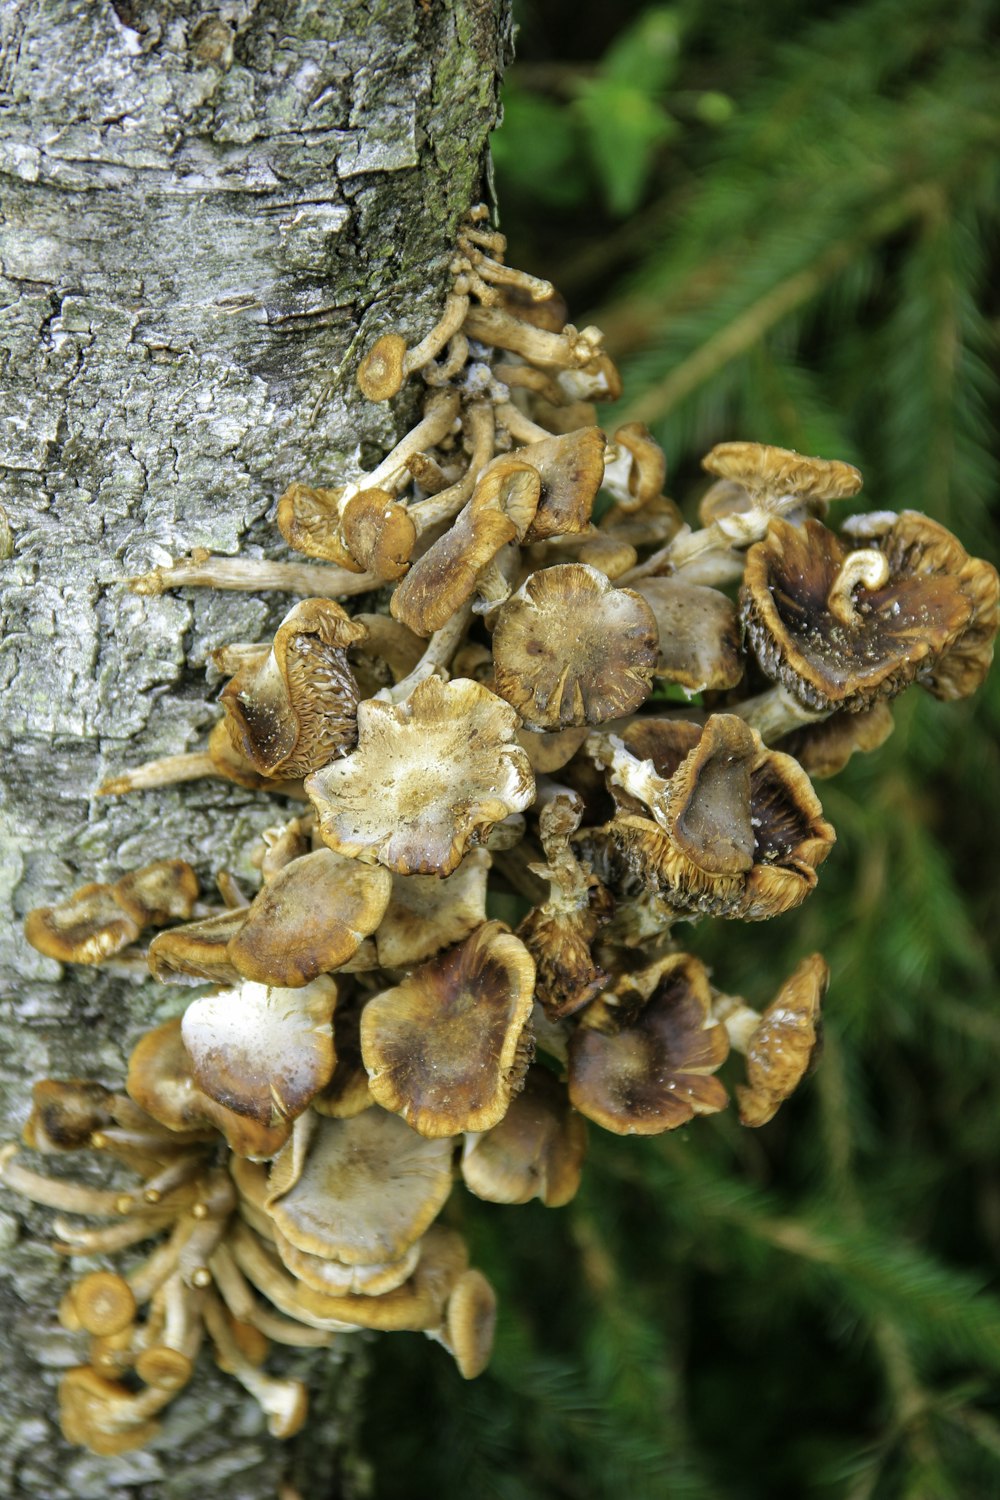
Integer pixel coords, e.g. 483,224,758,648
0,1,510,1493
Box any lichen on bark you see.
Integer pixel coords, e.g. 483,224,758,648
0,1,511,1492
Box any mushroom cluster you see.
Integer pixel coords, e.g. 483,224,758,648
7,207,997,1455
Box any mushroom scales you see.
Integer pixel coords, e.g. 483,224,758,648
7,209,997,1457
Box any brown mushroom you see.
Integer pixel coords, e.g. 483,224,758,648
375,848,491,969
147,909,246,985
306,676,534,877
633,577,743,694
714,954,829,1126
24,883,140,966
567,954,729,1134
702,441,863,510
22,1079,117,1154
275,482,360,568
777,701,895,778
112,860,200,928
601,423,667,513
492,564,659,731
339,488,417,581
59,1366,172,1455
503,428,607,542
389,504,517,637
460,1065,587,1207
436,1268,498,1379
360,922,536,1138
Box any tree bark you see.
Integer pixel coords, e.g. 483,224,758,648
0,1,510,1493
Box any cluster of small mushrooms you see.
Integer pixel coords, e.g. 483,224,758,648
5,207,998,1457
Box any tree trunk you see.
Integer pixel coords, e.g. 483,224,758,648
0,2,510,1493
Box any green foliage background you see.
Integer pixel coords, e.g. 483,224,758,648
364,2,1000,1494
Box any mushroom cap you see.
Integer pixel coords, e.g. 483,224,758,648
443,1268,498,1379
737,953,829,1126
306,676,535,877
574,533,638,579
275,482,361,568
359,921,536,1138
702,442,863,506
517,890,612,1020
778,701,895,779
741,517,973,713
70,1272,138,1337
147,908,245,984
471,456,543,540
608,422,667,512
228,848,392,987
461,1065,587,1207
207,718,302,793
389,504,517,637
181,976,338,1126
24,883,140,965
516,725,592,774
568,954,729,1134
375,848,491,969
340,487,417,581
512,428,607,542
58,1368,162,1456
23,1079,115,1153
266,1108,455,1265
273,1226,420,1297
112,860,199,927
221,598,367,778
634,577,743,693
357,332,407,401
492,564,659,731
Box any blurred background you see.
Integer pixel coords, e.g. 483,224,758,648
364,2,1000,1494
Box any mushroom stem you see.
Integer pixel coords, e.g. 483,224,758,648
463,306,602,370
408,402,496,532
495,401,552,446
618,524,746,589
97,752,217,797
215,870,251,910
422,333,470,386
826,548,890,626
210,1249,336,1348
142,1153,208,1206
128,1215,200,1305
403,293,470,377
362,391,461,496
128,555,380,599
52,1212,173,1256
0,1146,133,1215
383,602,474,703
711,993,761,1053
201,1289,310,1437
734,685,828,743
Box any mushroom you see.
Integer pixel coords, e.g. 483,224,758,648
306,676,534,877
359,921,536,1138
567,953,729,1134
180,976,339,1126
501,428,607,542
633,577,743,694
59,1366,174,1455
147,909,246,985
227,849,392,987
713,953,829,1126
460,1065,587,1207
313,992,375,1120
375,848,491,969
24,883,140,966
357,286,471,401
432,1268,498,1379
702,441,863,514
22,1079,117,1153
491,564,659,731
339,488,417,581
776,701,895,778
601,423,667,513
389,502,517,637
221,598,367,779
111,860,200,928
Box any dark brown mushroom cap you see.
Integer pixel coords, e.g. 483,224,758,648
634,577,743,693
23,1079,116,1153
112,860,199,928
375,848,490,969
359,921,536,1138
777,701,895,779
737,953,829,1126
508,428,606,542
340,488,417,581
739,746,835,919
181,976,338,1126
389,504,517,637
568,954,728,1134
147,909,246,984
492,564,659,731
221,598,367,778
741,517,973,712
206,719,303,793
126,1018,291,1158
460,1065,587,1207
227,849,392,987
877,511,999,701
357,332,407,401
24,883,140,966
702,442,863,506
275,482,361,568
266,1108,455,1265
306,676,535,877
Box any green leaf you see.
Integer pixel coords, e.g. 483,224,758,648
575,78,678,217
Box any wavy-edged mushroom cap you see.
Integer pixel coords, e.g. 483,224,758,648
340,488,417,581
24,883,140,966
877,511,999,702
266,1108,454,1265
739,745,836,919
275,482,359,568
604,422,667,513
492,564,659,732
777,701,894,779
517,725,592,774
360,921,536,1138
126,1018,291,1158
389,505,517,637
470,456,543,541
221,598,367,778
568,954,729,1134
181,976,338,1126
461,1064,587,1207
306,677,535,877
227,849,392,987
441,1268,498,1379
737,953,829,1126
634,577,743,694
206,719,303,794
273,1224,420,1297
702,442,862,509
357,332,407,401
112,860,199,928
741,517,973,713
147,909,245,985
375,848,491,969
59,1367,166,1456
509,428,607,541
23,1079,116,1153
